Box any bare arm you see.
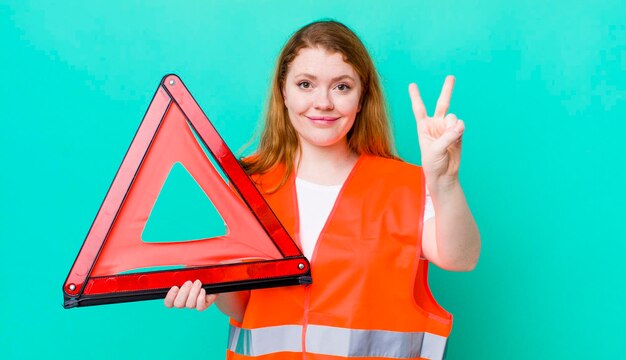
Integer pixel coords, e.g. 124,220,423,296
215,290,250,323
421,179,481,271
164,280,250,323
409,76,481,271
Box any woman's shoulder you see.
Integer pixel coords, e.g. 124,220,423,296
357,155,425,189
357,156,425,196
238,156,287,193
363,155,423,175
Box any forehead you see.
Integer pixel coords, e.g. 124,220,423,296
288,47,358,79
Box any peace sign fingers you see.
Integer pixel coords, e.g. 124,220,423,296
408,82,428,122
407,75,464,180
434,75,455,118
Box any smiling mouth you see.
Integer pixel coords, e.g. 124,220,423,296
306,116,340,122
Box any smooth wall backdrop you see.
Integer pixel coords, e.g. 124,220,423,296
1,1,625,359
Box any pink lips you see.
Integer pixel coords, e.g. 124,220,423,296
306,116,339,122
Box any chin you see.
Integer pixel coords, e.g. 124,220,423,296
306,136,346,148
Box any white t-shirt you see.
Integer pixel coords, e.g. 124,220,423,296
295,177,435,259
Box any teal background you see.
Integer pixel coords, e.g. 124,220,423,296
1,1,625,358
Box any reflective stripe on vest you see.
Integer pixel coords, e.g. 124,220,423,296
228,324,447,359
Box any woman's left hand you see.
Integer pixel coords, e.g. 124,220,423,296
409,76,480,271
408,76,464,185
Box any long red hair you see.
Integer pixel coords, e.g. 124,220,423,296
241,20,398,188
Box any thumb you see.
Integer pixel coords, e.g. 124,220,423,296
206,293,218,306
433,121,464,153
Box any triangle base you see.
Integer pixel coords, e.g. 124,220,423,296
65,272,312,309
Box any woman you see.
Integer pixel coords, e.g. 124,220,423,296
165,20,480,359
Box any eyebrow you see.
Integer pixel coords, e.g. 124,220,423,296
295,73,356,82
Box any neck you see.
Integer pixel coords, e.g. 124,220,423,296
295,140,359,186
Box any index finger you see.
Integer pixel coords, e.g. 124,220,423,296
434,75,455,117
408,83,428,121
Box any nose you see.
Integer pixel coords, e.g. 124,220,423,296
314,89,334,111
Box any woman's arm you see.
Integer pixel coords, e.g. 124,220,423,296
164,280,250,322
422,179,480,271
215,290,250,323
409,76,481,271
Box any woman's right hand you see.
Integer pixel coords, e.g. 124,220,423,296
164,280,218,311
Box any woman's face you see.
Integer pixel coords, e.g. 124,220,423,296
282,47,362,151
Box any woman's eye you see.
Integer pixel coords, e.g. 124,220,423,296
298,81,311,89
336,83,351,91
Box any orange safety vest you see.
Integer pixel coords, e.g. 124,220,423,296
227,155,452,360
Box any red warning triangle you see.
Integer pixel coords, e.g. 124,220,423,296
63,75,311,308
